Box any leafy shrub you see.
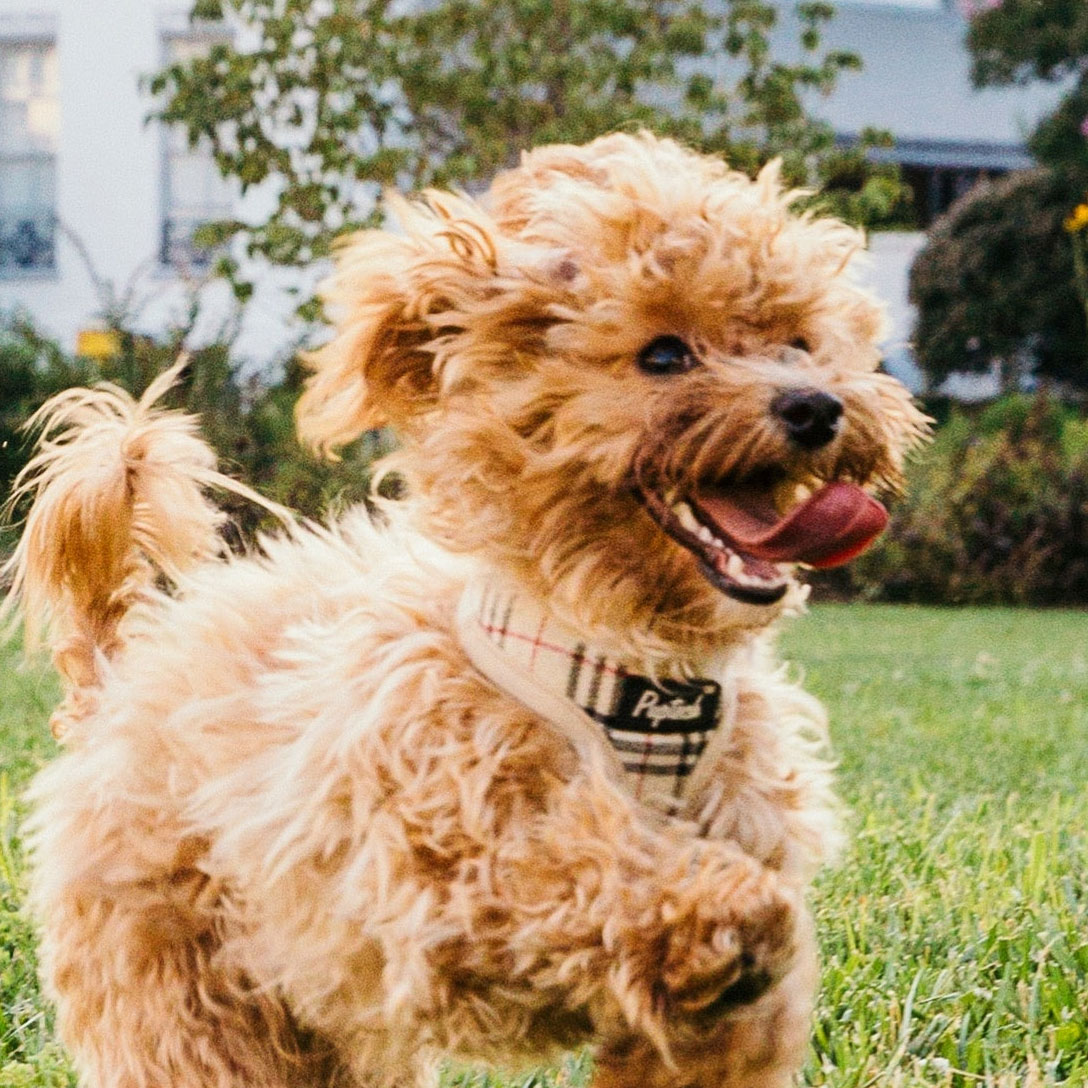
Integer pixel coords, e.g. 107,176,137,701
910,169,1088,393
0,318,93,499
0,318,98,555
7,318,1087,607
0,315,382,550
836,394,1088,605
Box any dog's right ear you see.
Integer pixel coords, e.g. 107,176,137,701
297,191,504,454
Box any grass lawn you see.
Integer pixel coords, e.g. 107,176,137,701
1,605,1086,1087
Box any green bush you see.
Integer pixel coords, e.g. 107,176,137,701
0,315,383,549
7,318,1087,607
0,318,92,496
909,169,1088,394
0,318,96,555
836,393,1088,606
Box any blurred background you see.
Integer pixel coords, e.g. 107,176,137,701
1,0,1086,603
2,7,1088,1088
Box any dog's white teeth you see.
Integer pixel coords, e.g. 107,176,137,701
739,570,771,588
674,502,701,534
732,565,764,588
671,497,788,588
718,550,790,589
674,504,728,549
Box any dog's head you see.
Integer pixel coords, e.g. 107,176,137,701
300,132,927,651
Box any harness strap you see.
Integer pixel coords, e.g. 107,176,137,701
454,579,738,814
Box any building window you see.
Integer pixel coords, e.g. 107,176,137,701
902,165,1002,227
0,40,58,276
160,35,234,269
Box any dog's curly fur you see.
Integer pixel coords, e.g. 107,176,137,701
2,133,927,1088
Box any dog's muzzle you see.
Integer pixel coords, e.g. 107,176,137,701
632,456,889,606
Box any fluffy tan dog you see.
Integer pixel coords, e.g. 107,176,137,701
2,132,926,1088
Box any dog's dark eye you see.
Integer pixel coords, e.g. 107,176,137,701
637,336,699,376
789,337,811,354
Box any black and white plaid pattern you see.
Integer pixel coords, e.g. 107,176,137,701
467,585,724,807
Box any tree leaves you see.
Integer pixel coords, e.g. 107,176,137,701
910,169,1088,391
966,0,1088,180
151,0,908,303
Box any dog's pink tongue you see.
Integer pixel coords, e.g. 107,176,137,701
695,482,888,569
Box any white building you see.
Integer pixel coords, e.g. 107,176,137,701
0,0,313,368
0,0,1067,381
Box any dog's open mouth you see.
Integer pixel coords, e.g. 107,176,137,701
634,469,889,606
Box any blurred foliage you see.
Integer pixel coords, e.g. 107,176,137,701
0,319,96,555
149,0,909,304
0,313,385,551
910,1,1088,393
11,318,1086,608
818,392,1088,606
966,0,1088,180
910,169,1088,392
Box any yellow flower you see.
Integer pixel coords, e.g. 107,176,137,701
1063,203,1088,233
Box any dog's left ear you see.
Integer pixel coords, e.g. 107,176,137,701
298,191,514,453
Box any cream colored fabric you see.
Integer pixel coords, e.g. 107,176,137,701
456,579,738,814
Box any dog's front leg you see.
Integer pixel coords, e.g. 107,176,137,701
590,919,817,1088
685,678,842,883
226,674,806,1080
453,762,805,1070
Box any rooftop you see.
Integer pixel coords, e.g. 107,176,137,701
781,0,1067,168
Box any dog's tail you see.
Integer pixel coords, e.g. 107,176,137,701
1,358,288,735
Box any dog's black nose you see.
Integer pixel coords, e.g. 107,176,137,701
771,389,843,450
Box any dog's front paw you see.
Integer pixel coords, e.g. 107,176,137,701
595,848,802,1053
654,853,800,1025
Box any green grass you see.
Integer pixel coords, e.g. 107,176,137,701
793,607,1088,1088
1,606,1086,1087
0,640,69,1088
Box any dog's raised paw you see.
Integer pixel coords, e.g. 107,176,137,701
659,859,800,1022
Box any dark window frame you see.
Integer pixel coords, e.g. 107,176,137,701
0,38,58,278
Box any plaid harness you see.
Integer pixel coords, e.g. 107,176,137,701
455,581,733,813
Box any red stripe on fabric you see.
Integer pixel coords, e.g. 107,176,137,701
478,623,625,675
529,613,548,669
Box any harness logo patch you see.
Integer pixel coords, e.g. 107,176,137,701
608,676,721,733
